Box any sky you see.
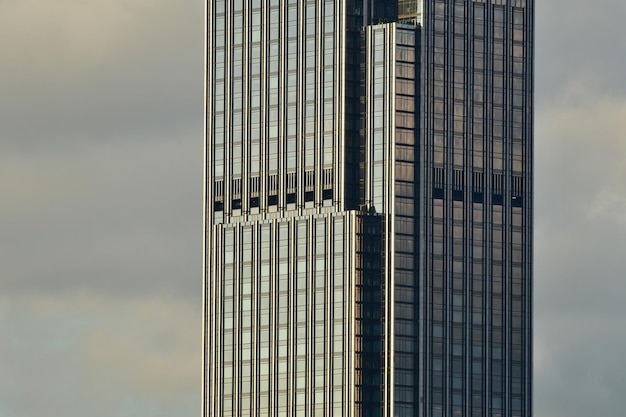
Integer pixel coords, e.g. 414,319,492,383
1,1,625,416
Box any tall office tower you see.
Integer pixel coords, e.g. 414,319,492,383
203,1,533,417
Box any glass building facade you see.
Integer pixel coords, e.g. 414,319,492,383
204,1,533,416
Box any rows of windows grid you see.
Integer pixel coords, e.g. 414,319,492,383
218,219,345,416
416,1,523,415
209,0,342,221
211,214,386,417
428,1,529,176
392,25,421,417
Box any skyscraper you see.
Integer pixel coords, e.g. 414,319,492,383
203,1,533,417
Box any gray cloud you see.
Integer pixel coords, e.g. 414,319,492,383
0,134,202,297
0,0,203,151
0,0,203,299
0,293,200,417
1,2,204,414
534,7,626,412
536,0,626,102
535,313,626,417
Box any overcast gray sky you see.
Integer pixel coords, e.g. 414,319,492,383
1,1,625,416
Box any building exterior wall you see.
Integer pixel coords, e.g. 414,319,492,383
204,0,396,228
417,1,533,416
204,1,533,417
362,23,422,417
398,0,423,23
205,211,383,417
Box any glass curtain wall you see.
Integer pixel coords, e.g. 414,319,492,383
206,212,383,417
418,1,533,416
204,1,533,417
362,22,421,417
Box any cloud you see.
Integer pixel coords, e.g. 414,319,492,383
535,313,626,417
0,292,201,417
536,0,626,101
537,77,626,221
535,73,626,417
535,79,626,316
0,0,203,151
0,0,199,83
0,1,204,415
0,0,204,299
0,130,202,297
